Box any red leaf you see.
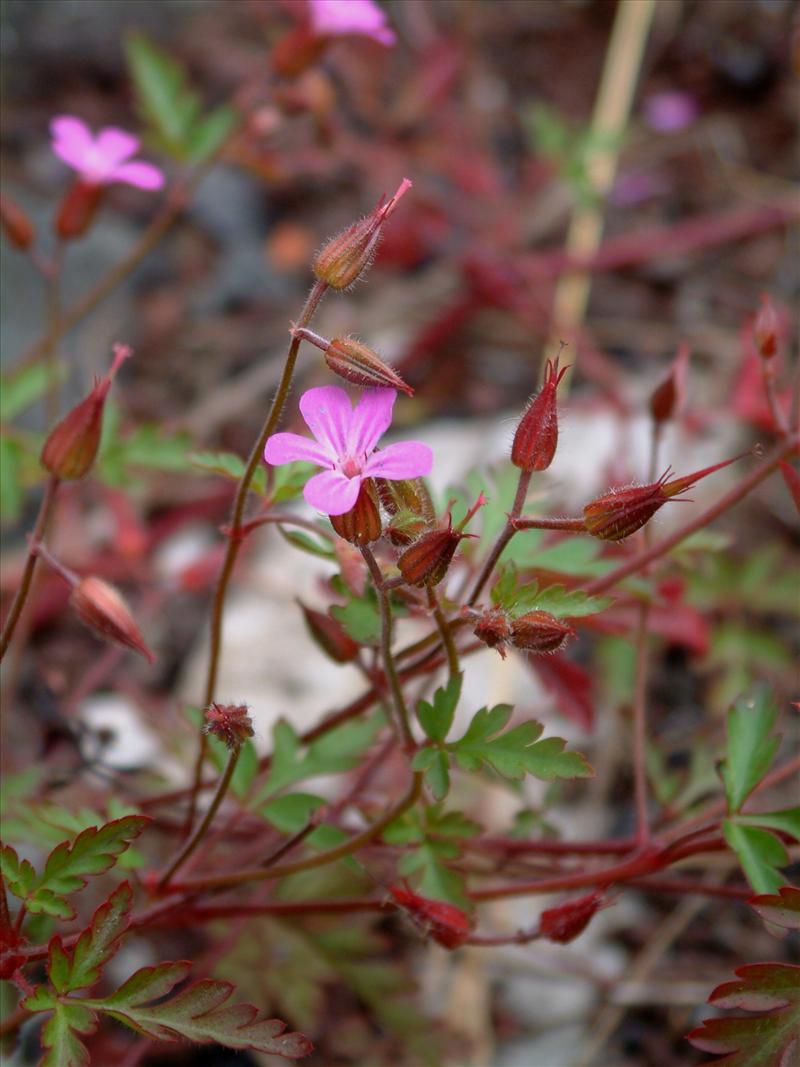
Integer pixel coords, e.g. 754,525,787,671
687,962,800,1066
750,886,800,931
532,653,594,732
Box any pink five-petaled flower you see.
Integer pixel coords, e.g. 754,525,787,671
264,386,432,516
50,116,164,190
307,0,396,46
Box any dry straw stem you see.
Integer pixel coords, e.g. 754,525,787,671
547,0,657,389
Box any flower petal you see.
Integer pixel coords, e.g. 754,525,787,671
304,470,362,516
111,161,165,190
363,441,433,480
264,432,333,468
348,388,396,456
50,115,95,174
95,127,140,166
299,386,353,459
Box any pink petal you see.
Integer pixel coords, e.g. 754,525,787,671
111,161,165,190
308,0,396,45
95,127,141,166
348,388,395,456
264,431,333,468
364,441,433,480
304,470,362,516
299,386,353,460
50,115,95,175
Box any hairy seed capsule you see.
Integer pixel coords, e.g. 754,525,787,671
510,611,574,654
473,607,511,658
330,479,382,545
397,523,464,587
70,576,155,663
511,357,569,473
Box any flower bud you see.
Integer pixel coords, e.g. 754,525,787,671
649,342,689,425
330,479,382,545
313,178,412,289
55,179,104,241
540,891,605,944
398,523,463,588
70,575,155,663
376,476,434,545
203,703,254,751
41,343,131,480
472,607,511,658
583,456,740,542
510,611,574,654
753,295,779,360
0,194,35,250
511,357,569,473
389,883,472,949
298,600,360,662
326,336,413,396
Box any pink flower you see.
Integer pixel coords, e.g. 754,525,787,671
265,386,432,516
307,0,396,46
50,116,164,190
642,91,699,133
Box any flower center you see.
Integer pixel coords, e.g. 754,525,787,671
341,455,362,479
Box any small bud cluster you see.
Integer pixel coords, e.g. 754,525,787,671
470,606,574,658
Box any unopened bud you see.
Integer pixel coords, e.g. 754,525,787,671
330,479,382,545
41,343,131,479
376,476,434,545
753,295,779,360
583,456,741,542
472,607,511,658
299,600,359,662
398,519,464,588
0,194,35,250
316,332,413,395
70,575,155,663
510,611,574,654
649,342,689,425
55,179,104,241
511,357,569,473
540,891,605,943
203,702,254,750
313,178,412,289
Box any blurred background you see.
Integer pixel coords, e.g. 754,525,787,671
1,1,798,1065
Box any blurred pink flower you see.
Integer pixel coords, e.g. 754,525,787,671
50,116,164,190
265,386,432,515
642,91,699,133
307,0,396,46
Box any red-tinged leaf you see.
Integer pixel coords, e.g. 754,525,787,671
531,652,594,732
687,963,800,1066
750,886,800,931
23,987,97,1067
50,883,133,994
86,966,312,1059
28,816,149,919
779,461,800,515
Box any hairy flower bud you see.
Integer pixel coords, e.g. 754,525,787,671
511,357,569,473
389,883,472,949
376,476,434,545
41,343,131,479
472,606,511,658
649,342,689,425
55,179,105,241
330,479,382,545
70,575,155,663
583,456,740,542
398,523,462,587
510,611,574,654
298,600,360,663
0,194,35,250
294,327,413,395
313,178,411,289
753,295,779,360
540,891,605,944
203,702,254,750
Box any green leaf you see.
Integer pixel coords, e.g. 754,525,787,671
385,805,479,909
1,816,148,919
723,819,788,895
261,793,326,833
491,565,610,618
0,436,24,523
50,883,133,994
124,31,201,159
0,364,66,422
688,962,800,1067
735,808,800,839
411,747,451,800
186,105,236,163
398,843,471,910
277,527,335,559
268,461,316,504
39,1000,96,1067
330,591,381,644
189,451,267,495
86,966,313,1057
257,716,382,800
416,674,462,742
450,705,592,782
722,689,781,813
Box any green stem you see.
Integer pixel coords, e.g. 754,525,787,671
159,743,242,889
185,279,328,833
0,475,60,661
360,544,414,750
467,470,531,605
